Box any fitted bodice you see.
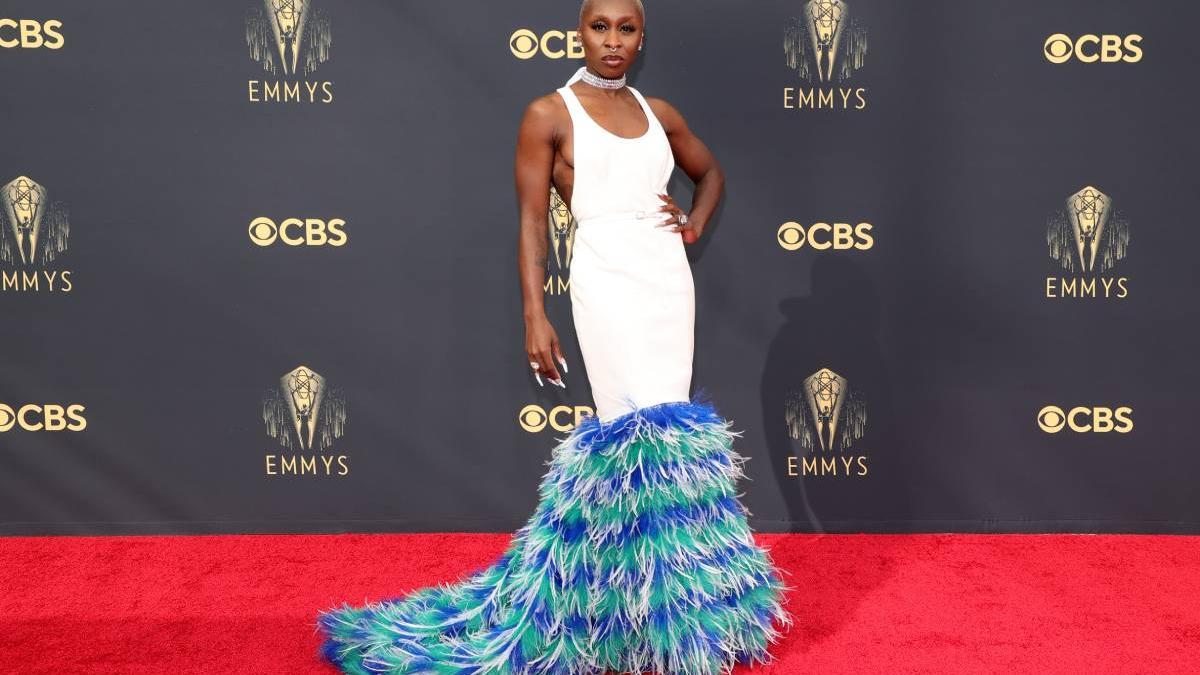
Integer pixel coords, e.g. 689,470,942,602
556,69,675,228
553,69,692,423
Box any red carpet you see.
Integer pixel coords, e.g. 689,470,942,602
1,533,1197,674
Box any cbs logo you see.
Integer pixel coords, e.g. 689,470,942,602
777,222,874,251
0,19,63,49
1043,34,1143,64
510,28,583,60
1037,405,1133,434
518,404,594,433
249,217,347,247
0,404,87,432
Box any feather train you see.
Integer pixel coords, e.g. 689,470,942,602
316,397,793,674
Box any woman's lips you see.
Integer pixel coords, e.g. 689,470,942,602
601,56,624,66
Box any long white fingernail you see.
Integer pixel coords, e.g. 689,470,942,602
536,372,543,387
558,356,569,374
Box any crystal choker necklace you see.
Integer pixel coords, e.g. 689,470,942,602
579,68,626,90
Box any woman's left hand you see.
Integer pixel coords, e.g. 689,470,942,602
656,192,700,243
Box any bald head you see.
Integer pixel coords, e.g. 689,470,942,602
580,0,645,23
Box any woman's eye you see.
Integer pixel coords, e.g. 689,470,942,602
591,23,606,31
620,25,636,33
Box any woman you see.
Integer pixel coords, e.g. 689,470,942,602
316,1,792,672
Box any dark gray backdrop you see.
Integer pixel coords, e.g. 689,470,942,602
1,1,1196,535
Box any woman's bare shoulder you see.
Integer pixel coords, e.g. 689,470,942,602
521,90,568,124
643,94,688,133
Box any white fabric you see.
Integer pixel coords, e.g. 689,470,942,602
557,68,694,422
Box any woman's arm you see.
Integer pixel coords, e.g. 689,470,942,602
514,96,566,386
649,98,724,240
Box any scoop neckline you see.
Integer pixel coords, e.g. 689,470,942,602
564,84,652,142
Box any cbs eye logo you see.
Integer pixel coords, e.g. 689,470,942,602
1037,405,1133,434
777,222,874,251
0,19,64,49
510,28,583,60
0,404,87,432
518,404,593,433
248,217,347,247
1043,34,1143,64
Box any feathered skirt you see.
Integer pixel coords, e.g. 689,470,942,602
315,398,793,675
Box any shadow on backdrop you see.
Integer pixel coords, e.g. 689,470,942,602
760,255,894,533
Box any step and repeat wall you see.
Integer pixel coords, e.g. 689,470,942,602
2,1,1197,535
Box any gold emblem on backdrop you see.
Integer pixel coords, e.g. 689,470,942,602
783,367,869,477
1,176,68,267
245,0,334,103
0,403,86,432
246,0,331,76
545,188,576,296
1045,186,1131,299
263,366,349,477
1043,33,1143,64
510,29,583,60
0,19,64,49
248,217,348,247
786,368,867,452
777,221,874,251
782,1,869,110
1037,405,1133,434
0,176,73,293
518,404,594,433
784,0,868,83
263,366,346,452
1047,186,1129,274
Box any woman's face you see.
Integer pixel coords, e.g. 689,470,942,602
578,0,643,78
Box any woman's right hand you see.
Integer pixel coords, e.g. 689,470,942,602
525,314,567,388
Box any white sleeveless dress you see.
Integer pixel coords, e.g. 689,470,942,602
315,68,792,675
557,70,695,423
